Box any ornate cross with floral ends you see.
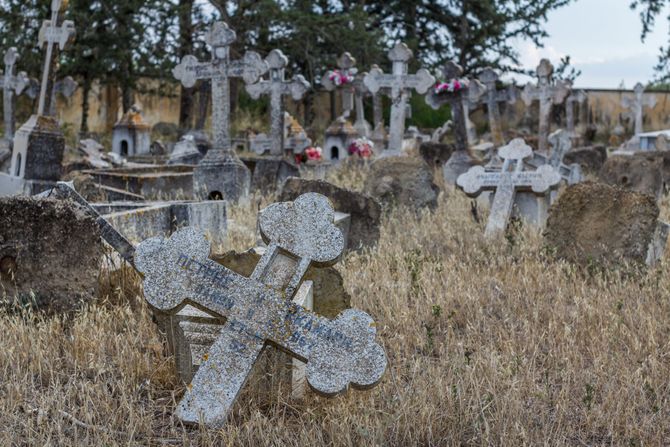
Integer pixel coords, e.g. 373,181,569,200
457,138,561,238
246,49,310,156
135,193,387,427
521,59,571,153
322,52,357,119
622,82,656,136
364,43,435,155
477,67,517,147
1,48,30,142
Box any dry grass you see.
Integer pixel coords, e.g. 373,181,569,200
2,165,670,446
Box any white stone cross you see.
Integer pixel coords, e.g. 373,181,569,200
477,67,517,146
135,193,387,427
364,43,435,154
1,48,30,142
173,21,268,156
322,52,357,119
622,82,656,135
48,75,78,117
521,59,571,153
37,0,76,117
246,49,310,156
527,129,582,185
457,138,561,237
565,89,587,135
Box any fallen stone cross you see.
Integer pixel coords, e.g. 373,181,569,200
135,193,387,427
457,138,561,237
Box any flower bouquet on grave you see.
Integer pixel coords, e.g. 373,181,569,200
434,78,469,95
295,146,322,165
328,70,355,86
347,137,374,158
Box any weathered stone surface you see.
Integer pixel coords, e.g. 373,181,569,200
544,182,660,266
599,154,664,198
10,115,64,181
364,156,440,211
622,83,656,136
443,150,480,184
250,157,299,194
0,196,103,313
279,177,381,250
564,145,607,174
419,142,454,168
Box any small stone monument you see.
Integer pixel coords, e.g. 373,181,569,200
173,21,268,202
622,82,656,136
323,117,358,162
527,129,582,185
111,104,151,157
477,67,517,147
521,59,571,153
169,134,202,165
364,43,435,155
1,48,31,150
134,193,387,427
457,138,561,237
246,49,310,157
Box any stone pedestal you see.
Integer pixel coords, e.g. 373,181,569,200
193,149,250,202
10,115,64,181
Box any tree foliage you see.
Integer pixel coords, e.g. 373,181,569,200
631,0,670,80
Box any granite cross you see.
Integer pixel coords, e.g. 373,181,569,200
477,67,517,147
457,138,561,237
36,0,76,117
622,82,656,135
527,129,582,185
173,21,268,158
48,75,78,117
521,59,570,153
565,89,587,135
352,72,372,138
1,48,30,143
135,193,387,427
322,52,357,120
462,78,487,146
246,49,310,156
364,43,435,154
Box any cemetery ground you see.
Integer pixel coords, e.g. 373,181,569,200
2,164,670,445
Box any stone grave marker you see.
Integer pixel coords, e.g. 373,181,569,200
246,49,310,156
1,48,31,147
135,193,387,427
364,43,435,155
48,75,78,117
173,21,268,202
457,138,561,237
565,89,587,135
322,52,357,120
527,129,582,185
477,67,517,147
521,59,571,153
462,78,486,146
622,82,656,136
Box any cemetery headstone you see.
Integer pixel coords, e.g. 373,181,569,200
565,89,587,135
134,193,387,427
364,43,435,155
622,82,656,136
173,21,268,202
477,67,517,147
563,144,607,174
48,75,78,117
599,153,665,199
169,134,202,165
457,138,561,237
322,52,357,120
246,49,310,156
521,59,571,153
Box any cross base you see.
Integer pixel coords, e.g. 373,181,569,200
193,150,251,202
10,115,64,181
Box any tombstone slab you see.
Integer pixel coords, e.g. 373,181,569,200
599,154,664,199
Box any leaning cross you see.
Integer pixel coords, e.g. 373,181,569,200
322,52,357,120
364,43,435,154
135,193,387,427
173,21,267,158
565,89,587,135
622,82,656,135
246,49,310,156
36,0,76,117
457,138,561,237
1,48,30,142
478,67,517,147
48,75,78,117
521,59,570,153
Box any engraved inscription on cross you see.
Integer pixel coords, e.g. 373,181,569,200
457,138,561,238
1,48,30,143
426,61,481,152
622,82,656,136
521,59,570,153
135,193,387,427
37,0,76,117
364,43,435,154
322,52,357,120
478,67,517,147
173,21,267,157
246,49,310,156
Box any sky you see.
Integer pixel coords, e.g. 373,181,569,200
512,0,670,88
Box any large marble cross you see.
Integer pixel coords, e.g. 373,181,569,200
135,193,387,427
1,48,30,143
426,61,482,152
521,59,570,153
565,89,587,135
246,49,310,156
622,82,656,135
173,21,267,157
457,138,561,237
322,52,357,119
36,0,76,117
477,67,517,147
48,75,78,117
364,43,435,154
